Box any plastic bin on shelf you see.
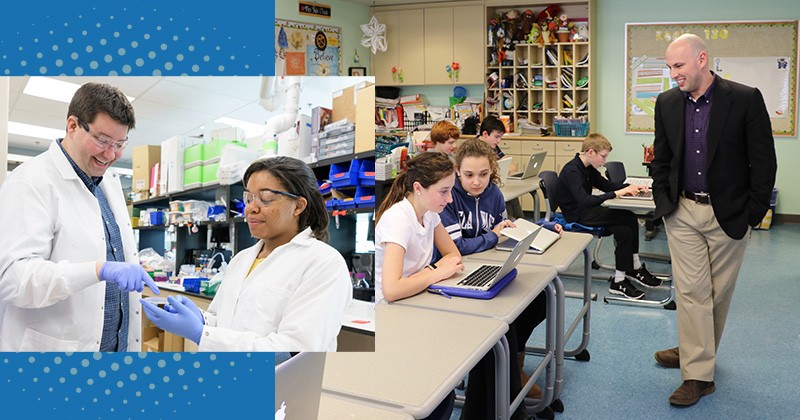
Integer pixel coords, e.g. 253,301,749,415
329,159,362,189
339,198,357,209
355,186,375,208
318,180,332,195
554,120,589,137
325,198,338,210
358,160,375,186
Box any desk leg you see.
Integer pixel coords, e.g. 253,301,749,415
493,336,510,420
515,282,557,415
529,190,541,221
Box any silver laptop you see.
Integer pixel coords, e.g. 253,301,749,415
275,352,326,420
508,151,547,179
618,177,653,200
430,230,536,293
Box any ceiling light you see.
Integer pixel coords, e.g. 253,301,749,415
8,121,64,140
213,117,265,138
23,77,135,103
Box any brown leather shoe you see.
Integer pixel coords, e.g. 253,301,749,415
655,347,680,368
669,380,715,406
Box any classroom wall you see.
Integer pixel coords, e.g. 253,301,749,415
276,0,372,75
595,0,800,216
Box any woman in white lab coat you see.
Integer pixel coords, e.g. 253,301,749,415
141,156,352,352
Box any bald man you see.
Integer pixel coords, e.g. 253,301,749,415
650,33,776,406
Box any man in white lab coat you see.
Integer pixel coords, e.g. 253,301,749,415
0,82,159,351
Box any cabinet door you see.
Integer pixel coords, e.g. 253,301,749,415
424,7,454,85
452,5,484,84
397,9,425,85
373,11,399,85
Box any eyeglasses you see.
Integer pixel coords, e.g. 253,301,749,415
75,117,129,151
243,189,300,207
594,150,609,160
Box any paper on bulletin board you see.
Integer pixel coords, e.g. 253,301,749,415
714,56,791,119
275,19,341,76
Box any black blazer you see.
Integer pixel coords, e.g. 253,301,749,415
650,75,777,240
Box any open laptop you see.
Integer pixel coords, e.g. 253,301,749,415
618,177,654,200
428,230,536,299
275,352,326,420
497,218,561,254
497,156,513,185
508,151,547,179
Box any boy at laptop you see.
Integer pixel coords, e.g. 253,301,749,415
437,138,562,419
557,133,661,299
478,115,524,220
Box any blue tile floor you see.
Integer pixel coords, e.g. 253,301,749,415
452,222,800,419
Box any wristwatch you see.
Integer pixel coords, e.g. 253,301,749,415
426,263,438,271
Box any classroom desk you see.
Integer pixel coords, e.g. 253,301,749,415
322,304,510,419
501,178,541,220
318,394,414,420
393,262,559,415
465,232,594,406
602,197,676,309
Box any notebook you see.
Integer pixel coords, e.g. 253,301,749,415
274,352,326,420
508,151,547,179
618,177,654,200
497,156,513,185
428,230,536,299
498,218,561,254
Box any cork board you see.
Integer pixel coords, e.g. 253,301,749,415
625,20,798,136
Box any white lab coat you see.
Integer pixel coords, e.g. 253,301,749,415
0,141,142,351
198,227,352,352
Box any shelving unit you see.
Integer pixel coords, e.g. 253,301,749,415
484,1,595,135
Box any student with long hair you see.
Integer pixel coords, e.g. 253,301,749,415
141,156,352,352
375,152,465,420
440,138,562,419
375,152,464,303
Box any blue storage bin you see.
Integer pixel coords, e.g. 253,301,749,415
330,160,361,189
325,198,338,210
339,198,357,209
182,277,206,294
355,186,375,208
318,180,332,195
358,160,375,186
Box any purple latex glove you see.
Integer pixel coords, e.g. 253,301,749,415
100,261,160,294
141,295,203,344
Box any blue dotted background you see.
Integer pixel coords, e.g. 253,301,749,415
0,352,274,417
0,0,275,75
0,1,277,416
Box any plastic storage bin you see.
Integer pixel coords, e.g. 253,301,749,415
183,163,203,189
184,144,205,166
339,197,357,209
330,159,362,189
355,186,375,208
202,162,220,186
325,198,338,210
358,160,375,186
554,120,589,137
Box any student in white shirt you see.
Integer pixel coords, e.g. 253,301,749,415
375,152,464,303
140,156,352,352
374,152,464,420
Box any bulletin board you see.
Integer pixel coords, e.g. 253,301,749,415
625,20,799,136
275,19,342,76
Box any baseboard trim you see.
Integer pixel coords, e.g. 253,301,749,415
775,214,800,224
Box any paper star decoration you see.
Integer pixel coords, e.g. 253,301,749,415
360,15,387,54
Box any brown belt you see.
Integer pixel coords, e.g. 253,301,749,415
682,191,711,204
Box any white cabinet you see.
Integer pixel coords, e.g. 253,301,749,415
372,10,425,86
424,5,484,85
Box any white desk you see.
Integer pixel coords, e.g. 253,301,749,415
602,196,675,309
323,304,509,419
466,232,594,406
393,261,559,416
501,178,541,220
318,394,414,420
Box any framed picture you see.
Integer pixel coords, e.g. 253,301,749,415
348,67,366,76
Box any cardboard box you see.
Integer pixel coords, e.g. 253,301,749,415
132,145,161,193
332,85,356,124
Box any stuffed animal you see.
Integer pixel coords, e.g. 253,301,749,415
536,5,560,25
520,10,535,41
527,24,540,45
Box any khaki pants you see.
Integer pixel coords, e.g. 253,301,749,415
662,197,749,381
